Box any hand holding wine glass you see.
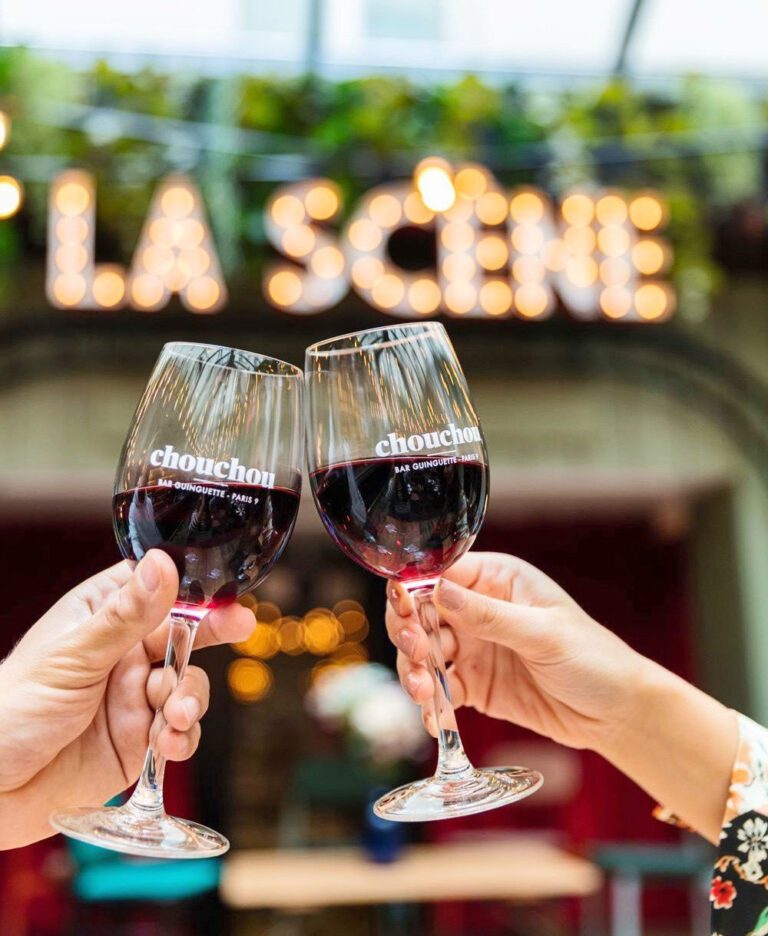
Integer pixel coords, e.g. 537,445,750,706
0,552,254,850
306,322,542,821
51,342,303,857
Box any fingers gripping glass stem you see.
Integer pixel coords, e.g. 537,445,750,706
128,610,199,815
412,586,472,778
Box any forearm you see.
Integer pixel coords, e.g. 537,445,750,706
596,658,738,844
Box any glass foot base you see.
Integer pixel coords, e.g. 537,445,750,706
373,766,543,822
50,805,229,859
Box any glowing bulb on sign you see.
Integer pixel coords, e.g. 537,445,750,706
129,174,227,314
415,157,456,213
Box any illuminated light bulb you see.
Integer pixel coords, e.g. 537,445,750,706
600,286,632,319
596,194,628,227
414,157,456,212
515,284,549,319
371,274,405,309
277,616,305,655
475,191,508,226
304,185,339,221
479,280,513,316
442,252,476,282
348,218,383,252
310,245,345,279
55,243,88,273
92,270,125,308
176,219,205,250
563,225,597,255
599,257,632,287
179,247,211,278
476,235,509,271
512,256,546,283
403,191,434,225
337,610,369,640
629,193,665,231
256,601,282,624
53,273,87,306
561,193,594,227
271,194,306,227
267,269,303,307
227,658,274,703
142,244,175,276
281,225,316,258
0,176,21,219
543,238,568,271
186,276,221,313
55,181,90,216
333,599,364,616
510,191,544,224
0,112,9,150
635,283,669,321
56,216,88,243
597,226,630,258
565,256,599,288
440,222,475,252
631,239,666,276
351,256,385,289
160,186,195,220
454,165,488,201
368,193,402,227
444,281,477,315
131,274,164,310
148,218,175,246
511,225,545,255
333,642,369,663
408,278,441,315
233,623,279,660
304,614,343,656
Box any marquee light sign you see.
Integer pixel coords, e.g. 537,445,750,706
44,159,674,323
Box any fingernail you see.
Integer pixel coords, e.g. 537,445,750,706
405,672,423,697
395,628,418,657
139,553,161,592
436,579,463,611
182,697,200,725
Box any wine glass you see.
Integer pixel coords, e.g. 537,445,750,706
305,322,542,821
50,342,303,857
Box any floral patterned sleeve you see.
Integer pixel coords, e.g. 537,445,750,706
657,713,768,935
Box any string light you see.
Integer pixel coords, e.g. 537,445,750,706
515,284,549,319
228,659,274,703
475,191,508,226
454,165,489,201
596,193,628,226
476,235,509,271
509,190,544,225
266,268,303,307
408,278,441,315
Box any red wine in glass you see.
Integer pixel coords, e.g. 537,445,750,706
113,480,300,611
51,342,303,858
311,456,487,583
305,322,542,821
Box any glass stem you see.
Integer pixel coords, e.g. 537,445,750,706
409,584,473,779
126,609,201,817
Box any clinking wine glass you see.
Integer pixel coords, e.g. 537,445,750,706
305,322,543,821
50,342,303,858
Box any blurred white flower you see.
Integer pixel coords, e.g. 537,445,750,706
307,663,428,767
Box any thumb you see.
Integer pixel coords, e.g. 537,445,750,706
435,578,553,659
69,550,179,673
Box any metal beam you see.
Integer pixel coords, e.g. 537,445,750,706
614,0,647,76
